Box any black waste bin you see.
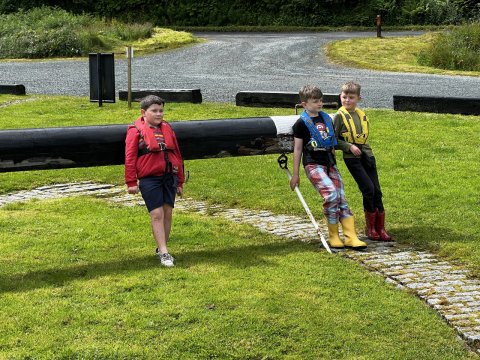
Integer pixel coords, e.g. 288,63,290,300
89,53,115,105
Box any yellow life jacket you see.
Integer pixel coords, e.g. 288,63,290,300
337,106,369,144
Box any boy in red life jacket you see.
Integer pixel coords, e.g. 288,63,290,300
333,81,392,242
290,84,367,250
125,95,184,267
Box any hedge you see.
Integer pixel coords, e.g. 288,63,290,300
1,0,479,26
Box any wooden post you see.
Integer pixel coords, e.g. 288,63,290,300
376,15,382,38
126,46,133,109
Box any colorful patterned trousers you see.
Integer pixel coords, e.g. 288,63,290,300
304,164,353,224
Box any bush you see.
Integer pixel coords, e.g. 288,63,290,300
0,0,474,27
0,6,155,58
399,0,462,25
417,22,480,71
0,7,85,58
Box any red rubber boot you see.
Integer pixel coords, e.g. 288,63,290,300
376,210,392,241
364,211,380,240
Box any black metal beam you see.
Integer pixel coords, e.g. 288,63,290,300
0,116,298,172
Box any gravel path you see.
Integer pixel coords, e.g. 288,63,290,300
0,31,479,108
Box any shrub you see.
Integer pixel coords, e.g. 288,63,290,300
0,7,84,58
0,6,155,58
0,0,478,26
417,22,480,71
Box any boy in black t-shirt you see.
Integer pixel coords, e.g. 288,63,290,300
290,84,367,250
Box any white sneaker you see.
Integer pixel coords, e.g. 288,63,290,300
159,252,175,267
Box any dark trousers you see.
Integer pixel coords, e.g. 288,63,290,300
344,155,384,212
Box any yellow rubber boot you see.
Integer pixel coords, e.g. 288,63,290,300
340,216,367,250
327,223,344,249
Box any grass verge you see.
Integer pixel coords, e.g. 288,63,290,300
0,96,479,277
325,32,480,76
0,197,476,358
0,95,292,129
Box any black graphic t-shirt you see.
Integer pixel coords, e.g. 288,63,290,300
292,116,336,167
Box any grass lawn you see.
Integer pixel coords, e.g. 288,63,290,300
325,33,480,77
0,198,476,359
0,95,479,357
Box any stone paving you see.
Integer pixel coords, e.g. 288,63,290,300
1,182,479,354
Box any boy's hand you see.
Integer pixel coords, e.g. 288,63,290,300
350,144,362,156
176,186,184,196
127,185,139,194
290,174,300,190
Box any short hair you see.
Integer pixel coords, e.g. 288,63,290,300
299,84,323,102
341,81,361,96
140,95,165,110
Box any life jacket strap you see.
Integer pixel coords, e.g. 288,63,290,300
300,111,337,151
134,122,173,174
338,107,369,145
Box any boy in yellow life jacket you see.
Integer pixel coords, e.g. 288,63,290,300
291,84,367,250
333,81,392,242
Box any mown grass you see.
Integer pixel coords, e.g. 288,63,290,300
0,197,476,359
1,95,479,357
325,32,480,76
0,95,292,129
0,95,479,277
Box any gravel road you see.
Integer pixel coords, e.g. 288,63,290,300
1,31,479,108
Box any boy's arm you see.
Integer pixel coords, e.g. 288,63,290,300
125,127,139,189
171,132,184,194
290,137,303,190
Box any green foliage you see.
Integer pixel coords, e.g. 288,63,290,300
0,6,156,58
455,0,480,21
0,0,475,26
0,7,85,58
417,23,480,71
105,19,153,41
398,0,462,25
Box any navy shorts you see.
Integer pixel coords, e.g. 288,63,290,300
139,174,178,212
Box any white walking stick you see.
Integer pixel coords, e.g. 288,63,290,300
278,154,332,254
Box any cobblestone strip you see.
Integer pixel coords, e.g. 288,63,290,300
1,182,479,354
344,247,480,352
0,182,123,207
